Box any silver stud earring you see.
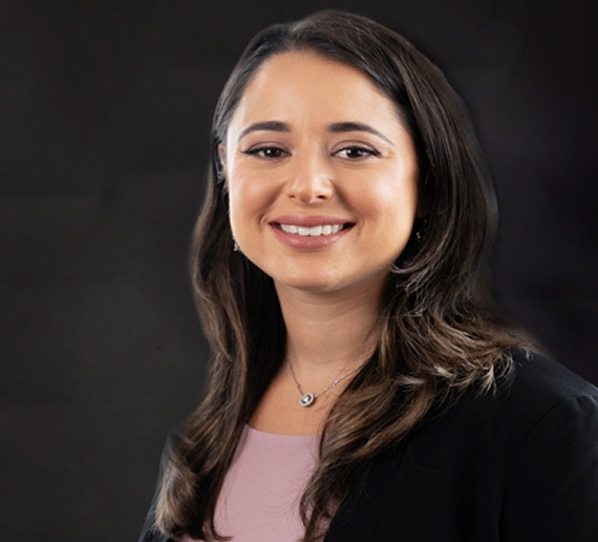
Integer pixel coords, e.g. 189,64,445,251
233,240,239,252
415,217,428,243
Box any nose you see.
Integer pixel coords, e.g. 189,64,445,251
285,149,334,203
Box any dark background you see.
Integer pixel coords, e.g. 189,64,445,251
1,0,596,539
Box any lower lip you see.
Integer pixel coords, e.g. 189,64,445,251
269,224,352,249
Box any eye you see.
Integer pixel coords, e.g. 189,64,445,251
334,145,380,160
242,146,288,159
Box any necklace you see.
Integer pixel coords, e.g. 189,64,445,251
288,356,364,407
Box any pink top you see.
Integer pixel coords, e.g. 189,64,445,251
181,425,320,542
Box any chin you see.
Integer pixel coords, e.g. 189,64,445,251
272,273,347,294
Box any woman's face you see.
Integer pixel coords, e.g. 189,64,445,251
222,51,419,297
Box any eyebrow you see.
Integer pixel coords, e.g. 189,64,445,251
327,122,393,145
237,121,290,142
236,120,393,145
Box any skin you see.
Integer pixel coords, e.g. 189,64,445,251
222,51,419,434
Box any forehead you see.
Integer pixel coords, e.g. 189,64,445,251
228,50,403,131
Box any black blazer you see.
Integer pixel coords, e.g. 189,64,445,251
139,351,598,541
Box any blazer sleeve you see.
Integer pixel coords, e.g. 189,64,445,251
501,393,598,542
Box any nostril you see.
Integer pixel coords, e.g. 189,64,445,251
288,190,331,203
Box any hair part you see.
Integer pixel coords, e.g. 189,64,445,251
155,10,527,541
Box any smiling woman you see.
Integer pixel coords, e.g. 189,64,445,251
138,10,598,542
225,51,419,295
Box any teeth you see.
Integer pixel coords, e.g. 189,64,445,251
280,223,345,236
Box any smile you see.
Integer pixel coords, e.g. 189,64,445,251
278,224,346,236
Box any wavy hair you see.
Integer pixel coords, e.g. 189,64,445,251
154,10,526,541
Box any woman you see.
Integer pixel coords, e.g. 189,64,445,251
139,10,598,542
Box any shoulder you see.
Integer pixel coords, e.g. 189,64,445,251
327,350,598,541
417,348,598,434
435,348,598,448
491,350,598,539
329,350,598,540
396,348,598,497
505,348,598,405
490,349,598,434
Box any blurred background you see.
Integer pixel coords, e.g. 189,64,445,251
1,0,596,539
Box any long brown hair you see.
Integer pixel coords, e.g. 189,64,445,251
155,10,525,541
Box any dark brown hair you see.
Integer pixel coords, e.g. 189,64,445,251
154,10,525,541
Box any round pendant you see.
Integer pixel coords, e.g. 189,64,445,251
299,393,315,407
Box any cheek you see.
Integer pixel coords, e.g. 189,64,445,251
227,173,276,231
353,170,418,223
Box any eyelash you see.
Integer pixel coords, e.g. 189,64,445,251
242,145,380,160
334,146,380,159
242,146,288,159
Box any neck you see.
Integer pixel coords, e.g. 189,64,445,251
275,280,383,386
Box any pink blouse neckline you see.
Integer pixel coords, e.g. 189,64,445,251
245,423,320,439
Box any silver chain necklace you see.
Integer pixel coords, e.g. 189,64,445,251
288,356,363,407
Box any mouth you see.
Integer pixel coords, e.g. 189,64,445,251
275,222,354,237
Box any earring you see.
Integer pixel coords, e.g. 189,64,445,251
415,217,428,243
233,240,239,252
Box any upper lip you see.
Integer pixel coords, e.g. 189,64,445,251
270,215,354,227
